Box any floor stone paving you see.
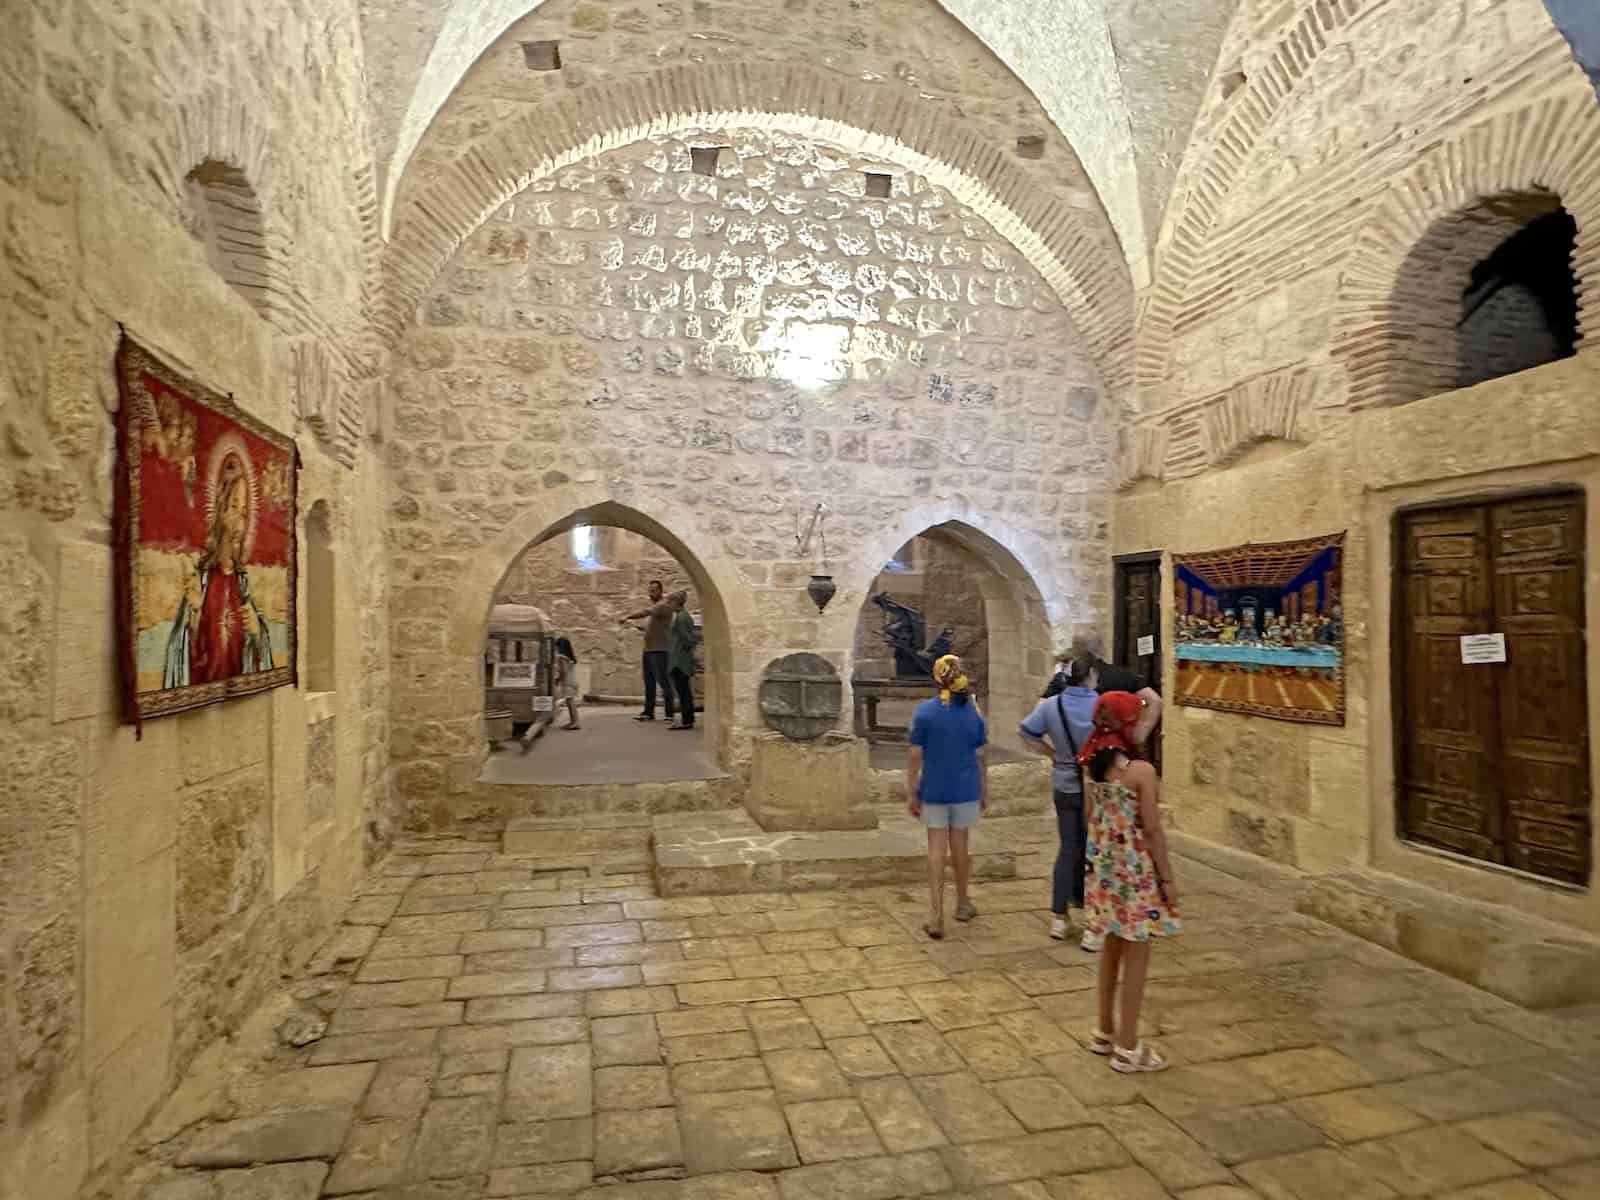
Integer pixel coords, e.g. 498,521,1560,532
115,813,1600,1200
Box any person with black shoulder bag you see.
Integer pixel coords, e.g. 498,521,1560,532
1018,657,1103,949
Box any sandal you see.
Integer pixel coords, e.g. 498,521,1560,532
955,899,978,922
923,922,945,941
1088,1028,1116,1056
1110,1042,1168,1074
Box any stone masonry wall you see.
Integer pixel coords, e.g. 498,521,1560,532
387,127,1114,825
496,527,695,698
0,1,390,1191
1119,0,1600,934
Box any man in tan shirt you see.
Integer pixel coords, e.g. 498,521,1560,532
621,579,676,722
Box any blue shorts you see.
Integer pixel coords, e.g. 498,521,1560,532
921,801,980,830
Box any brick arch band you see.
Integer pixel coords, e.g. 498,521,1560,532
139,85,385,467
379,62,1136,397
1335,96,1600,410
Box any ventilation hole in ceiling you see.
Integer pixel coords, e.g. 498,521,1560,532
864,172,893,198
690,146,727,177
522,40,561,70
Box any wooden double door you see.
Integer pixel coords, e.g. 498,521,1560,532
1396,492,1591,884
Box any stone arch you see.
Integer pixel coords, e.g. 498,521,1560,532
379,63,1135,396
1334,100,1600,410
826,505,1060,753
141,84,384,455
147,85,294,328
183,160,273,318
444,485,754,778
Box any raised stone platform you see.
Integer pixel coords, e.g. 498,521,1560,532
1296,868,1600,1010
866,758,1050,817
651,809,1017,896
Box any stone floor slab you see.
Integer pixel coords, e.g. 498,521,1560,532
505,1042,593,1123
763,1047,852,1102
1347,1126,1522,1196
786,1098,886,1162
324,1118,417,1194
989,1075,1093,1131
1175,1102,1330,1164
225,1064,377,1117
855,1077,949,1154
1044,1164,1174,1200
939,1128,1129,1188
678,1089,799,1174
1457,1110,1599,1168
1238,1147,1399,1200
1287,1087,1429,1143
594,1107,683,1174
910,1072,1025,1143
595,1065,672,1110
672,1057,772,1094
177,1111,353,1168
495,1118,594,1171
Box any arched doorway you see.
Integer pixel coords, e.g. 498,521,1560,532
843,516,1059,812
480,521,720,786
390,490,748,829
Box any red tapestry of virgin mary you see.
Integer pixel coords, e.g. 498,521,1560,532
115,336,298,721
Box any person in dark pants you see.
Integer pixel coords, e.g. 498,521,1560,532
621,579,675,722
667,590,697,730
1020,657,1099,949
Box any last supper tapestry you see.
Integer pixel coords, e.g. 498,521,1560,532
115,336,297,722
1172,532,1345,726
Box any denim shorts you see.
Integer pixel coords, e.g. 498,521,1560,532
921,801,980,830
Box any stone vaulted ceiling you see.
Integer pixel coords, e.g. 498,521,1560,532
360,0,1240,284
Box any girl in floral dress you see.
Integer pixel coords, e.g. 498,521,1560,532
1079,701,1181,1073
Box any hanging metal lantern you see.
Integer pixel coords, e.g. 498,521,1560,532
807,574,837,614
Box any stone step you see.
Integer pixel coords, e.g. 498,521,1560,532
652,810,1017,896
866,759,1053,817
475,776,740,828
504,814,655,857
1296,869,1600,1010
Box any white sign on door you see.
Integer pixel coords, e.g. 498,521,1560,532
1459,633,1507,664
1136,635,1155,657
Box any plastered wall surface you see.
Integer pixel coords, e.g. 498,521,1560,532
0,1,392,1191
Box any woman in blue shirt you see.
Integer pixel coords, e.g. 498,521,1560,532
907,654,988,939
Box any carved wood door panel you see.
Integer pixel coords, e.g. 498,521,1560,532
1398,506,1504,864
1397,493,1590,884
1491,495,1590,884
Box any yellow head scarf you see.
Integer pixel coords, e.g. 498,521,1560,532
932,654,969,706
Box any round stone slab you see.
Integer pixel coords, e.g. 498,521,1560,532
758,652,844,741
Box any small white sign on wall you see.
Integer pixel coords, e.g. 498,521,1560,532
532,695,554,712
1136,634,1156,657
493,662,537,688
1459,633,1507,664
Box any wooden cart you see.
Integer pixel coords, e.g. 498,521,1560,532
484,603,556,748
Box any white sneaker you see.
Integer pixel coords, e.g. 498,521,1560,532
1049,916,1069,941
1080,928,1105,953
